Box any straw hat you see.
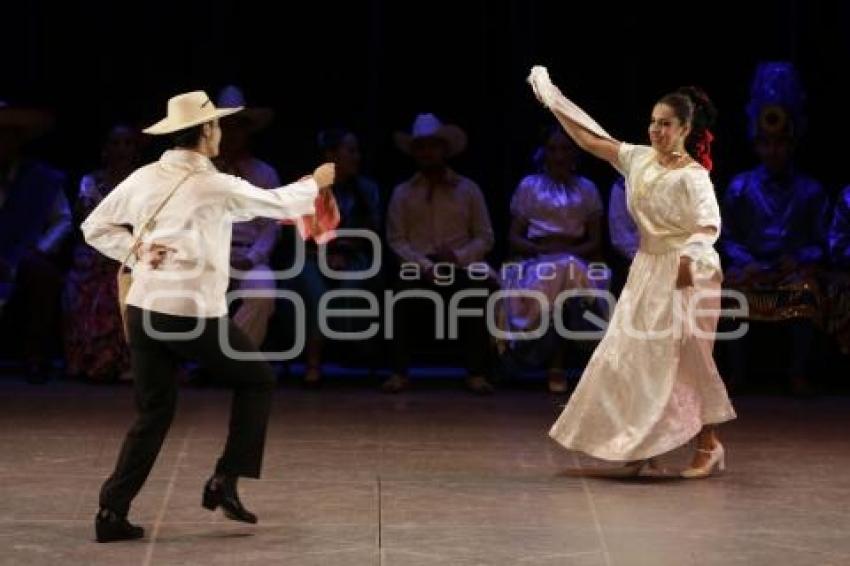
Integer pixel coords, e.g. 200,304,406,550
216,85,274,132
143,91,242,135
394,113,467,157
0,100,54,139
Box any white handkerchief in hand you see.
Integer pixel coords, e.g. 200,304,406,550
526,66,614,142
527,65,555,106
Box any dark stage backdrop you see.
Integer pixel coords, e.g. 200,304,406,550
3,0,848,260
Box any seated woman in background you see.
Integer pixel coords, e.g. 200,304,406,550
296,128,383,387
63,124,141,382
499,126,607,393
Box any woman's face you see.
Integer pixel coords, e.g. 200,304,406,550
329,133,361,179
648,103,689,154
102,126,139,169
543,130,578,177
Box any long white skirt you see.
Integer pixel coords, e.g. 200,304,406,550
549,249,736,461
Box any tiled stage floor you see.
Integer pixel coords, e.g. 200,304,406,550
1,374,848,565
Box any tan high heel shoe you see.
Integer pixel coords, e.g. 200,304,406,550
681,443,726,479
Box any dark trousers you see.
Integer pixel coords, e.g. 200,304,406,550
720,317,816,386
391,271,495,376
99,306,276,516
0,250,63,364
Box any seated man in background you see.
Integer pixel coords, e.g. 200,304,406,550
385,113,495,394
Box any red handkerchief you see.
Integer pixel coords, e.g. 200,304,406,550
281,188,340,244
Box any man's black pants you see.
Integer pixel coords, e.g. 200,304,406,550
99,306,275,516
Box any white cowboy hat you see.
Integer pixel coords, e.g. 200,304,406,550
143,91,243,135
216,85,274,132
0,100,54,139
394,113,467,157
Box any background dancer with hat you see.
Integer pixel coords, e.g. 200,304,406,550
82,90,338,542
720,62,829,396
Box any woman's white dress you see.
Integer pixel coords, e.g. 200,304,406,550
548,143,736,461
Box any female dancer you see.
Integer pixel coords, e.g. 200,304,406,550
528,66,735,478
